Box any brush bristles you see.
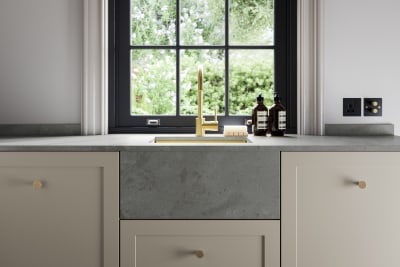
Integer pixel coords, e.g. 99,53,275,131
223,126,248,137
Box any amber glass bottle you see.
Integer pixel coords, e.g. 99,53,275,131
252,94,268,136
268,93,286,136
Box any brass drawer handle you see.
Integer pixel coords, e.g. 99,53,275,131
33,180,43,190
357,180,366,189
194,250,204,258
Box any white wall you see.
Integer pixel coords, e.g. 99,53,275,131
0,0,82,124
323,0,400,135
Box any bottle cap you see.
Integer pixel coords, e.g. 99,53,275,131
257,94,264,102
274,93,280,101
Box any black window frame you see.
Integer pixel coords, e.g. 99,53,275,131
109,0,297,134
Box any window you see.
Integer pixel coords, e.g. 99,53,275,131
109,0,296,133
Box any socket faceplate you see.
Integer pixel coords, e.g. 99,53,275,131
343,98,361,116
364,98,382,116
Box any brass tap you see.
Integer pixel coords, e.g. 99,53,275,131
195,65,219,137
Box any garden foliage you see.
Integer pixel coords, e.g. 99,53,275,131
130,0,274,115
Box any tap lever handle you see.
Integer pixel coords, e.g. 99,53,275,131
214,109,218,121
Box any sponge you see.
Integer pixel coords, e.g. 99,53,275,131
223,125,248,137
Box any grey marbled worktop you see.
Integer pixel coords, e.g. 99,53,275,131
1,134,400,151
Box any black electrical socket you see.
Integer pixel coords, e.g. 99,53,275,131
343,98,361,116
364,98,382,116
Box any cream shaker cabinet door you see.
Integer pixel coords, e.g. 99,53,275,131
282,152,400,267
121,220,280,267
0,152,119,267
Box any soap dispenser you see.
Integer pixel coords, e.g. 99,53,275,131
268,93,286,136
252,94,268,136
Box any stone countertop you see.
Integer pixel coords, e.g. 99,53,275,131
1,134,400,152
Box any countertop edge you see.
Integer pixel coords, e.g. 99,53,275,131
1,135,400,152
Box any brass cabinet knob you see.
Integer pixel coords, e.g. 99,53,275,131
357,180,366,189
194,250,204,258
33,180,43,189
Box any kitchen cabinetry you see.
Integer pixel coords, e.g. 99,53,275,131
282,152,400,267
120,220,280,267
0,152,119,267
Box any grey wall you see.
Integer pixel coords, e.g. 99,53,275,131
0,0,82,124
1,0,400,134
323,0,400,135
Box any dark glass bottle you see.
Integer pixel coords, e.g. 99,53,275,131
252,94,268,136
268,93,286,136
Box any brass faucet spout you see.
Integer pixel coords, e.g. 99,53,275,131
195,65,218,137
197,65,203,121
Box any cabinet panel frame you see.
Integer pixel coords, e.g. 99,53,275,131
281,151,400,267
0,152,119,267
120,220,280,267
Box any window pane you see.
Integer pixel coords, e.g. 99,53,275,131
180,0,225,45
180,49,225,115
131,50,176,115
131,0,176,45
229,0,274,45
229,50,274,115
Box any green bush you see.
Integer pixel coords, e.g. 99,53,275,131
131,54,274,115
180,60,274,116
130,0,274,116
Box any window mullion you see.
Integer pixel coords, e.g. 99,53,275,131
176,0,180,117
225,0,230,117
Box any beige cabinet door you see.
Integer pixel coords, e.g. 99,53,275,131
282,152,400,267
0,152,119,267
121,220,280,267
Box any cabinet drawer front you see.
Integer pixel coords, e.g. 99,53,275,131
121,220,280,267
137,235,262,267
282,152,400,267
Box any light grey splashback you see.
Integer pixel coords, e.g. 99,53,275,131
0,124,81,137
325,123,394,136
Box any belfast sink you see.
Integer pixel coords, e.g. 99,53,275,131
153,136,250,144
